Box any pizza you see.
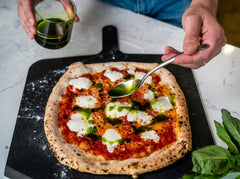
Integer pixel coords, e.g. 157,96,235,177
44,62,192,178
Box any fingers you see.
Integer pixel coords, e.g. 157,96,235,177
161,46,180,61
200,22,227,60
59,0,80,22
74,15,80,22
162,42,225,69
182,13,202,55
174,51,210,69
161,46,208,69
17,0,36,39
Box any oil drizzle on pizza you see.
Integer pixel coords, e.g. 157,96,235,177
58,67,177,160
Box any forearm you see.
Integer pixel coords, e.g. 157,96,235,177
190,0,218,16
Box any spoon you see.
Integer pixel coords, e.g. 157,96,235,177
108,44,210,98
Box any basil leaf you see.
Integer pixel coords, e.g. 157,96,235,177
222,109,240,148
78,110,90,119
131,125,149,134
148,85,157,98
151,114,169,125
183,109,240,179
101,103,106,110
104,117,122,125
131,101,151,111
183,171,240,179
117,139,124,145
87,120,94,125
72,106,91,117
95,83,103,92
87,134,101,141
232,154,240,171
124,74,134,80
183,171,221,179
87,127,98,134
214,120,239,154
192,145,235,175
72,105,80,112
169,93,176,106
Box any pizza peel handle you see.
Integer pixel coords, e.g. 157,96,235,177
101,26,119,56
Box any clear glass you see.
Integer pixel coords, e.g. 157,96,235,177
34,0,77,49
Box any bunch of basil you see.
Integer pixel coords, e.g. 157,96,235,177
183,109,240,179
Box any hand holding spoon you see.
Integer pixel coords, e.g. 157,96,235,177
108,44,210,98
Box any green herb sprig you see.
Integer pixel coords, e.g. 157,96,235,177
183,109,240,179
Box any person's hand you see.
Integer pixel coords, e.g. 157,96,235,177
17,0,80,39
161,1,227,69
17,0,36,39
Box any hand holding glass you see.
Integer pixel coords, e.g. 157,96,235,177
34,0,77,49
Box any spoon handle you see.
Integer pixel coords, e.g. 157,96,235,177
141,44,210,84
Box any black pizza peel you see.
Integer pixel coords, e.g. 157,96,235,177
5,25,214,179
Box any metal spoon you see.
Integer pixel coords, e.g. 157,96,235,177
108,44,210,98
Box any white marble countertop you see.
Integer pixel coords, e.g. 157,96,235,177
0,0,239,178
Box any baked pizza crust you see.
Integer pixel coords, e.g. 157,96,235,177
44,62,192,178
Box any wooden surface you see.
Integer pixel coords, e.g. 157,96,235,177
217,0,240,47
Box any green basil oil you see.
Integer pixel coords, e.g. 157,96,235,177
35,18,73,49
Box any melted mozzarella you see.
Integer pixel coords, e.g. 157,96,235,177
67,113,95,137
76,96,97,108
151,96,173,113
69,77,92,91
134,71,152,84
104,69,123,82
143,90,155,101
102,129,122,153
127,110,138,122
105,102,131,118
127,110,153,125
67,113,86,133
140,130,160,143
103,129,122,141
127,66,136,74
104,142,119,153
137,111,153,125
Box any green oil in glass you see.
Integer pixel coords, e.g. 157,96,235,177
35,18,73,49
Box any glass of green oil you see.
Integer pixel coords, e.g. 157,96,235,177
34,0,77,49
